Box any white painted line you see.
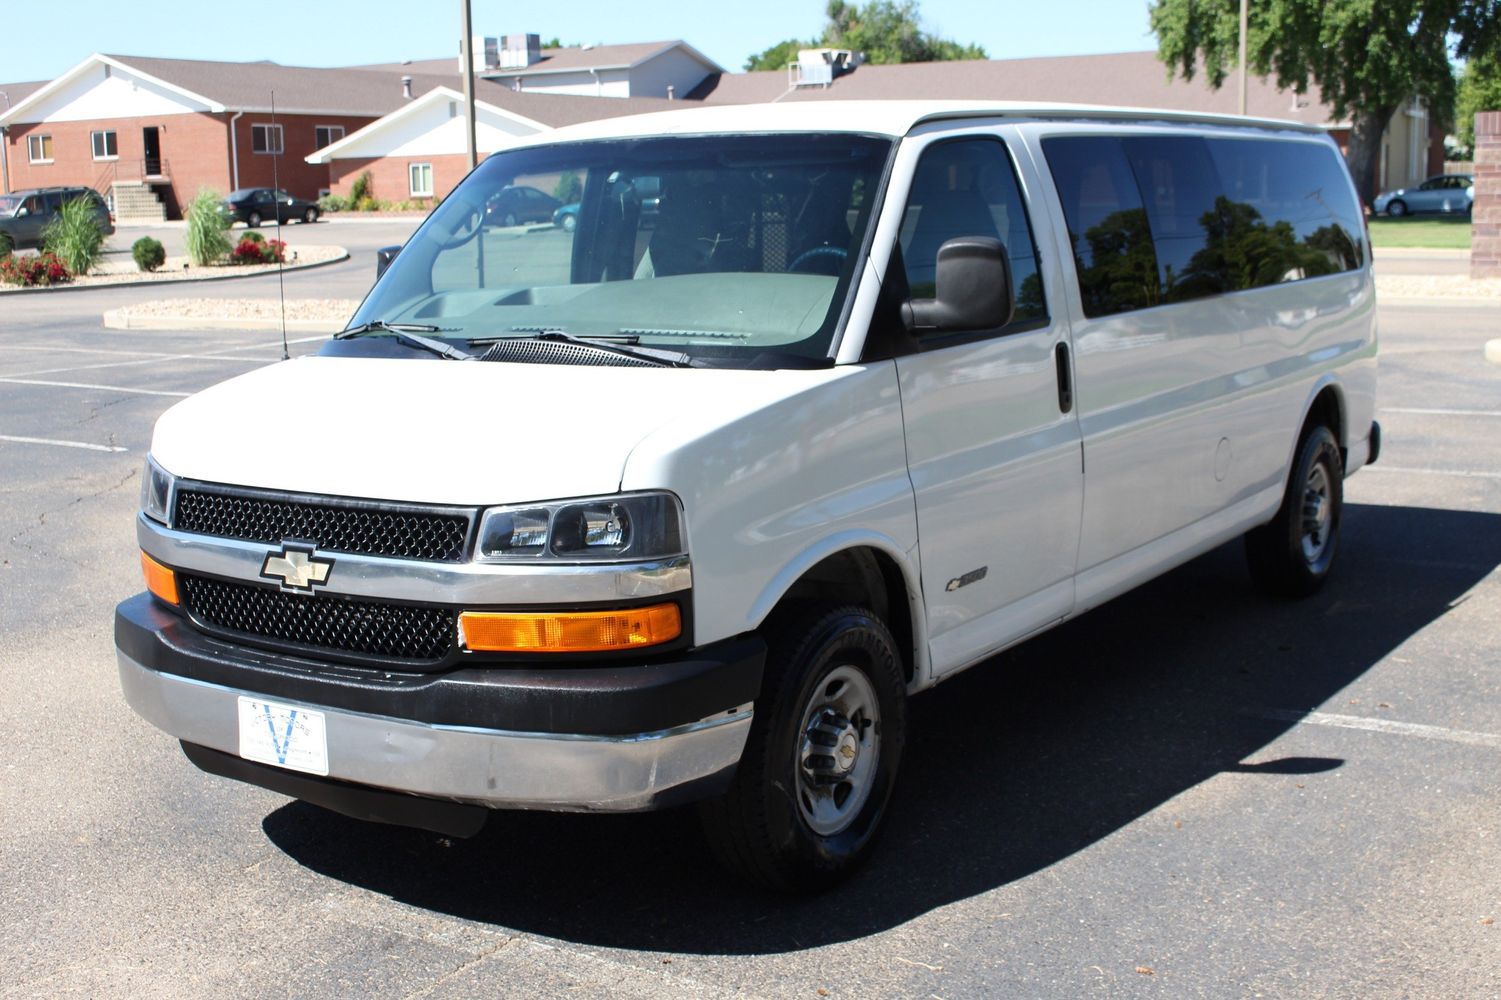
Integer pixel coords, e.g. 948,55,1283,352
0,378,191,398
1257,709,1501,750
0,434,127,453
1363,465,1501,480
1381,407,1501,418
5,354,272,379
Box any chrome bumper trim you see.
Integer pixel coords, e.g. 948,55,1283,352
119,651,751,811
137,515,692,604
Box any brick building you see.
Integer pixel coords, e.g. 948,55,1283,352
0,54,464,219
306,83,675,204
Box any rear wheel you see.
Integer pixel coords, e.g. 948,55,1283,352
247,211,262,227
1245,424,1343,598
303,207,318,224
700,605,906,893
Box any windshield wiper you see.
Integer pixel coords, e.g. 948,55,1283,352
335,320,474,361
486,330,697,368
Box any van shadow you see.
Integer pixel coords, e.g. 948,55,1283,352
261,503,1501,954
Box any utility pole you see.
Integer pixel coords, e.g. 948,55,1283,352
1238,0,1249,116
461,0,478,170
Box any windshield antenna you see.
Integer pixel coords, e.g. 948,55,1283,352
269,89,289,361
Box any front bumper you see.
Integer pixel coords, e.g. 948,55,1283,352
116,594,764,824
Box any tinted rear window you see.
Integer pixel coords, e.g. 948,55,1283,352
1044,134,1364,318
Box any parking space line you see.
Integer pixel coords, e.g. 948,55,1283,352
4,355,273,379
0,377,192,397
1256,709,1501,750
1381,407,1501,418
0,434,127,453
1363,465,1501,480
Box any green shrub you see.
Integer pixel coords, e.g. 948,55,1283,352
0,230,13,259
42,197,106,276
242,229,267,245
131,236,166,272
317,193,348,213
349,171,374,204
184,189,233,266
553,171,583,204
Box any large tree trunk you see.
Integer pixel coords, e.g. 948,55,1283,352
1345,106,1396,210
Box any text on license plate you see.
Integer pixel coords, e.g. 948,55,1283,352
237,696,328,776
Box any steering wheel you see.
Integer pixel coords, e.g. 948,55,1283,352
432,205,484,249
788,245,848,273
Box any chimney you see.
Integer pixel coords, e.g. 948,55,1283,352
401,76,413,100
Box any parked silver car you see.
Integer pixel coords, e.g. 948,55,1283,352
1372,174,1474,216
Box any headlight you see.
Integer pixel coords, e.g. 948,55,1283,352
476,492,685,563
140,456,175,525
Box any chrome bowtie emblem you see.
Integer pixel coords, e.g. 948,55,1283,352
260,544,334,593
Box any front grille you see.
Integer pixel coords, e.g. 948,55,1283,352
174,488,471,562
180,574,454,663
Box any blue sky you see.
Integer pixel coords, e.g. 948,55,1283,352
0,0,1157,83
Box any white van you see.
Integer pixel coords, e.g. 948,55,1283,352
118,102,1378,891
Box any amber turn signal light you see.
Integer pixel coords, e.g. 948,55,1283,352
458,603,682,653
140,550,179,605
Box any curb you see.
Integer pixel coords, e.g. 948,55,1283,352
0,249,350,295
102,310,344,334
1487,340,1501,365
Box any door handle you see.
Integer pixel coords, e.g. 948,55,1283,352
1054,342,1073,414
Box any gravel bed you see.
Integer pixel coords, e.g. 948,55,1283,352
0,246,346,291
113,298,362,321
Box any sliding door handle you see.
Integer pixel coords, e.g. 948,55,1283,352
1054,342,1074,414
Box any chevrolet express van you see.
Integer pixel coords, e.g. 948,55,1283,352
117,102,1378,891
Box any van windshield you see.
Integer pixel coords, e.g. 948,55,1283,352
347,133,893,366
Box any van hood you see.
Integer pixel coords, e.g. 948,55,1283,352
150,356,839,505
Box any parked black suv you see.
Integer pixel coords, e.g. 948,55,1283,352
220,188,320,227
0,187,114,249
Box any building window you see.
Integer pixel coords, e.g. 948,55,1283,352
314,125,345,149
91,130,119,160
27,134,54,163
409,162,434,197
251,124,284,155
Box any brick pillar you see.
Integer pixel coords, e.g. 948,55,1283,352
1474,111,1501,280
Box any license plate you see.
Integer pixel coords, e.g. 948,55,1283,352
237,696,328,776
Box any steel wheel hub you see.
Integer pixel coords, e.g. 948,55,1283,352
1300,463,1332,564
795,664,880,837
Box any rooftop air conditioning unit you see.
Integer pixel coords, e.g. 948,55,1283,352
499,33,542,69
790,48,862,88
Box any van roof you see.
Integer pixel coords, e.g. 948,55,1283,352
523,100,1331,146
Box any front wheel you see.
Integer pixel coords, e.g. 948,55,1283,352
699,605,906,893
1245,424,1344,598
1386,200,1407,218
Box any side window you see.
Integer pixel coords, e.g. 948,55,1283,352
1043,136,1160,317
1204,138,1363,279
899,138,1046,327
1122,136,1224,303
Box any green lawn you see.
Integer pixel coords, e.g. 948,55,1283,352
1367,214,1472,250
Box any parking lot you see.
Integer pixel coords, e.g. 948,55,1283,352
1,228,1498,998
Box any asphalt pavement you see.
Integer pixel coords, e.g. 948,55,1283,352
0,241,1498,998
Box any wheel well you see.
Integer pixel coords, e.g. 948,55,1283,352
1305,385,1347,466
776,547,916,683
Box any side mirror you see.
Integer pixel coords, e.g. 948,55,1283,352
375,244,403,279
15,207,28,218
903,237,1013,334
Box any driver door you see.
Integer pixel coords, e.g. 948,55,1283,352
893,134,1084,678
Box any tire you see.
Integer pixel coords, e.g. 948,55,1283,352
303,207,318,224
1386,200,1407,218
699,605,906,893
561,214,577,233
247,211,262,227
504,212,517,228
1245,424,1344,598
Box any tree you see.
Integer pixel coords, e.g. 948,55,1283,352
1457,52,1501,155
1150,1,1501,206
746,0,985,72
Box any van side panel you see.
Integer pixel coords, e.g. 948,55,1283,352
619,364,923,658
